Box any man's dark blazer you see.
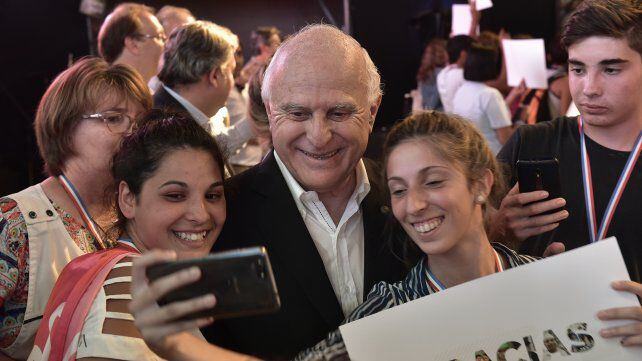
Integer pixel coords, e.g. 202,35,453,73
152,85,185,112
202,151,412,359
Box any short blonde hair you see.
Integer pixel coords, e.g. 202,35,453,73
34,57,152,176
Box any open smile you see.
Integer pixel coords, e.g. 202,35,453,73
172,230,212,248
299,148,342,160
411,216,444,235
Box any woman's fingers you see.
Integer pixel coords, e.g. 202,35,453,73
134,293,217,328
140,316,214,345
598,280,642,347
129,266,202,314
130,250,177,295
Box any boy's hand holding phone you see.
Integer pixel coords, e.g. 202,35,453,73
493,183,569,242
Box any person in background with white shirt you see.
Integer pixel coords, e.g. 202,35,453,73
153,21,253,158
436,35,474,113
453,43,515,154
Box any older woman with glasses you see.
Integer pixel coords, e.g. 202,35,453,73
0,57,151,359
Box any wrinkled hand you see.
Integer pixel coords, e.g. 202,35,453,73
598,281,642,346
129,250,216,358
493,183,569,242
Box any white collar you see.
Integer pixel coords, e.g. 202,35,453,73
163,84,211,128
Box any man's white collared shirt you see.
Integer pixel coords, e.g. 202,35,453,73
162,85,253,154
274,151,370,316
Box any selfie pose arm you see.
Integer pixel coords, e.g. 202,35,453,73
129,251,260,361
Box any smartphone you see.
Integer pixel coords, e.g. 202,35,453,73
146,246,280,321
516,158,563,214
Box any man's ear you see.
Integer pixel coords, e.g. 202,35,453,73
123,36,140,55
118,181,137,220
368,95,382,131
208,66,222,87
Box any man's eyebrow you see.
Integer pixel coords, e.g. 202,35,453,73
568,58,629,66
328,103,357,112
279,103,309,112
599,58,628,66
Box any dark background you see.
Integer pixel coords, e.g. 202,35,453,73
0,0,558,195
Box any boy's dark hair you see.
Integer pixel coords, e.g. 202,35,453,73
463,43,499,82
446,35,474,64
562,0,642,56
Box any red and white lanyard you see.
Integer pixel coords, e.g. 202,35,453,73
578,117,642,243
58,174,108,249
426,248,504,292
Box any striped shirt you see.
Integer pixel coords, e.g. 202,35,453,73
294,243,538,361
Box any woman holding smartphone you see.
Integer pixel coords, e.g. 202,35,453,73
128,111,642,360
28,111,254,361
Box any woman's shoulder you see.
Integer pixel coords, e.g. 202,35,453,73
76,255,155,360
366,259,428,303
0,196,29,257
1,196,25,229
492,242,540,267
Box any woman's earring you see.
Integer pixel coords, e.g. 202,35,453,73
475,195,486,204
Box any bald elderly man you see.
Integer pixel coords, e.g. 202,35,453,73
202,24,412,358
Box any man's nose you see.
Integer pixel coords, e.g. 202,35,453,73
582,72,603,98
306,114,332,148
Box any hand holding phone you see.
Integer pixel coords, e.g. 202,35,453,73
129,250,266,360
146,246,281,321
492,159,569,242
516,158,562,202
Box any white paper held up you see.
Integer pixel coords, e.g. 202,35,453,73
476,0,493,11
502,38,549,89
340,238,641,361
451,4,473,36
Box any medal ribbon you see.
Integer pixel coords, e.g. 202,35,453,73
578,116,642,243
58,174,108,249
426,248,504,292
117,238,139,251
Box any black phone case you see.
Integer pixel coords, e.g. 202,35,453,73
146,247,281,320
517,159,563,214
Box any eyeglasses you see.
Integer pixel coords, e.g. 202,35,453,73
82,111,134,134
134,32,167,43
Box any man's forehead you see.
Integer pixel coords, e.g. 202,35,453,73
140,12,163,31
272,47,367,85
569,37,637,59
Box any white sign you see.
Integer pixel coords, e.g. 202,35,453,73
502,38,549,89
476,0,493,11
452,4,473,36
341,238,641,361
